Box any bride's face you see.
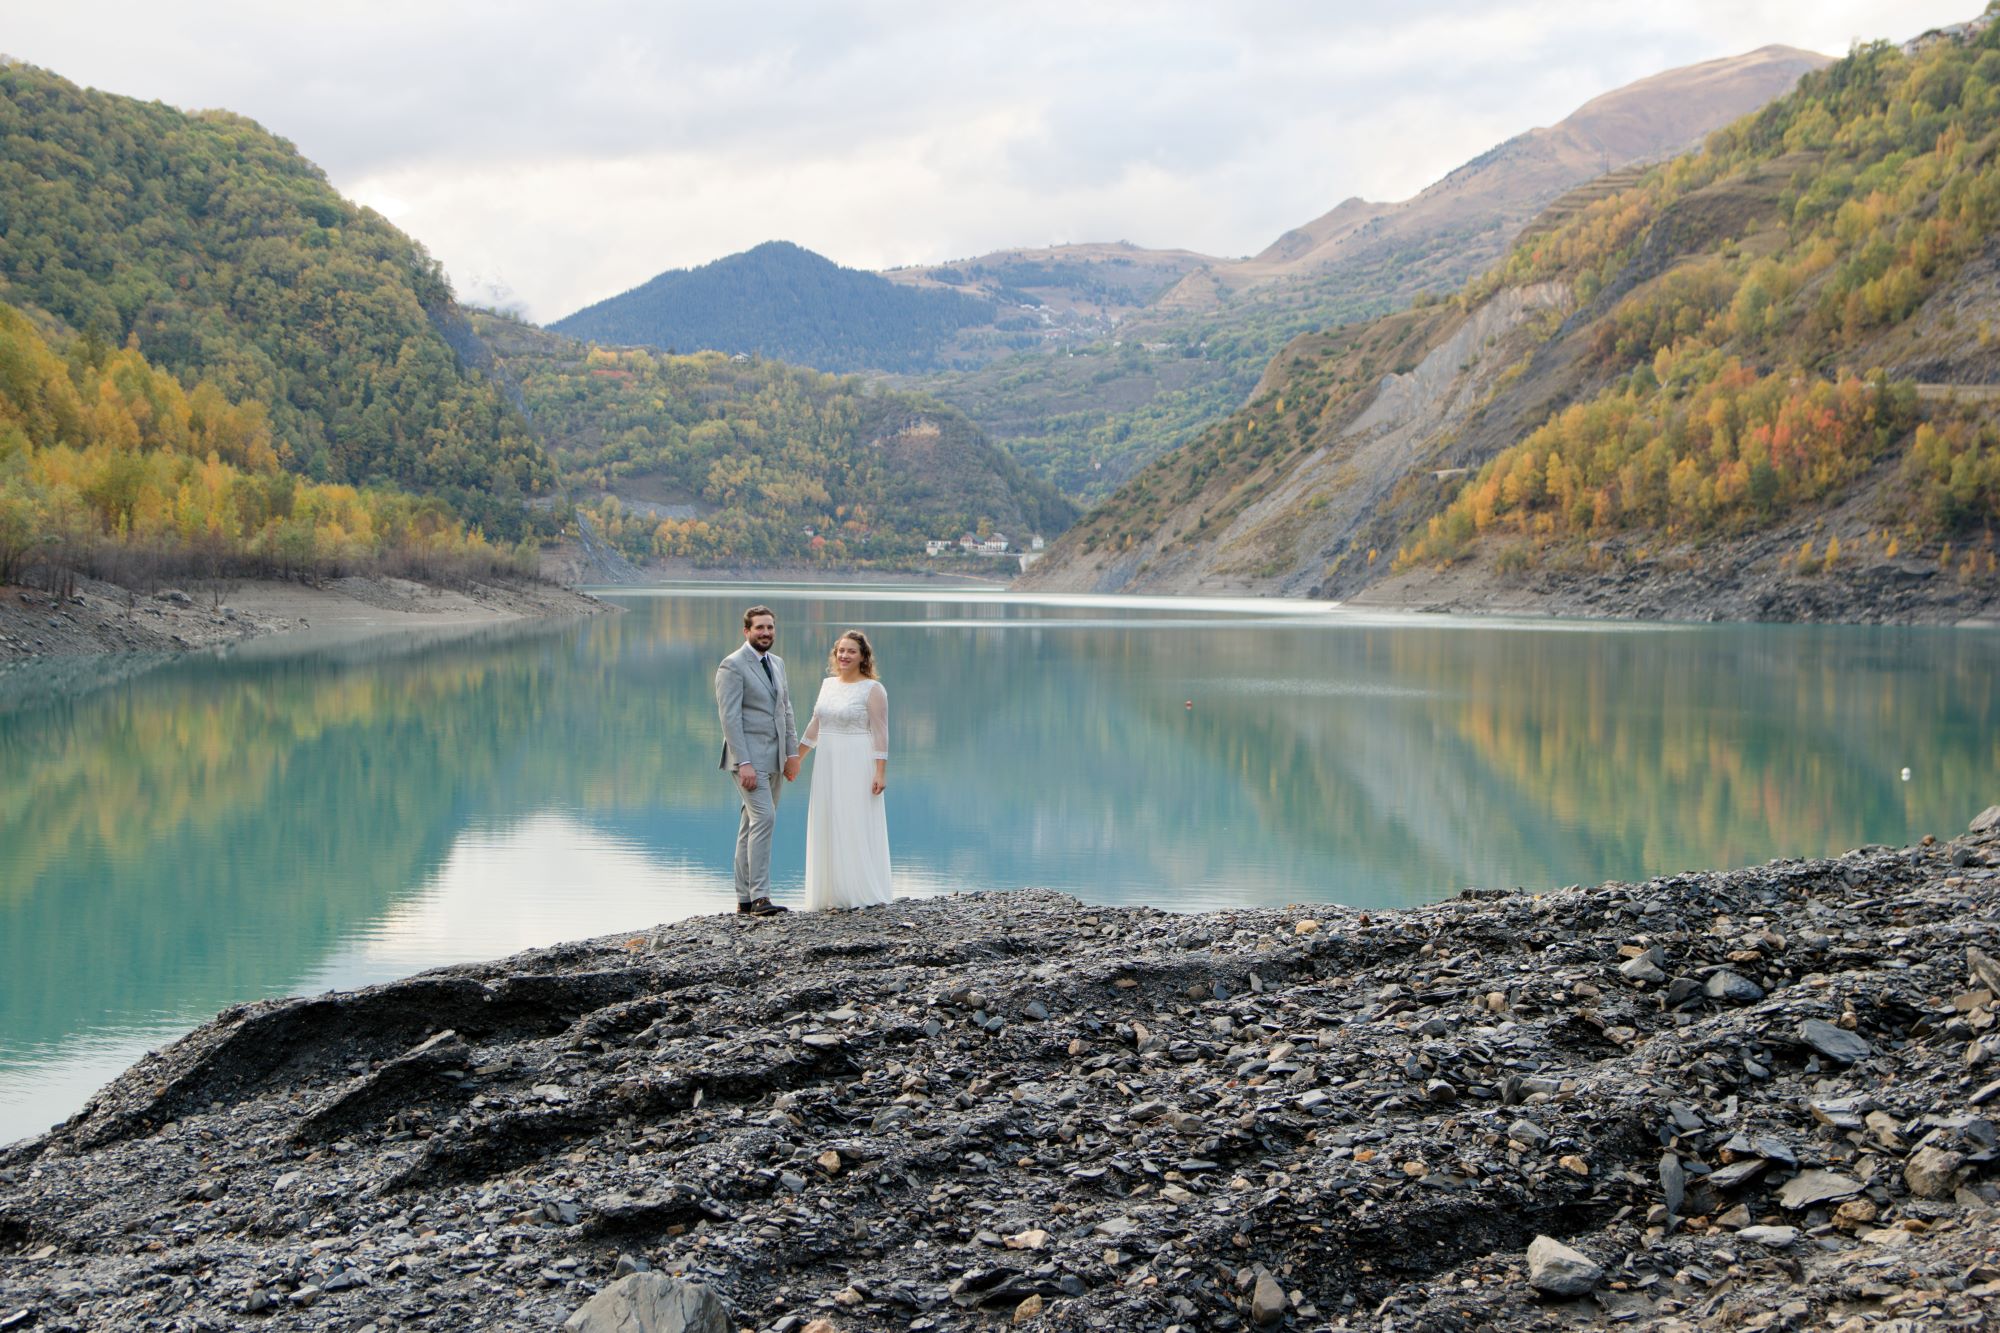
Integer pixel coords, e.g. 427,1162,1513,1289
833,639,861,675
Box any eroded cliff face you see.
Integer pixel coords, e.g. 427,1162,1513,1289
1022,282,1572,596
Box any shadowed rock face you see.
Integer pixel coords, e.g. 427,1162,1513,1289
1,821,1997,1330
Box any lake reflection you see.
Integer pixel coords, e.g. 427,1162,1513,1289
1,586,1995,1142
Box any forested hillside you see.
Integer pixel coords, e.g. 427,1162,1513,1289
1025,16,2000,622
0,302,532,588
1400,27,2000,567
550,241,995,374
0,61,553,537
472,313,1074,567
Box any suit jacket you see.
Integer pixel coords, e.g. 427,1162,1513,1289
716,642,799,776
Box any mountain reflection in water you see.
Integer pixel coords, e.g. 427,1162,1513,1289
1,587,1994,1142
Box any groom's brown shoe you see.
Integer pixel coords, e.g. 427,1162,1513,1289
738,897,789,916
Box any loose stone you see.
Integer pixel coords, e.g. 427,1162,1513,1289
1526,1236,1603,1297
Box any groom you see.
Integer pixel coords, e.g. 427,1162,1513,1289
715,605,800,916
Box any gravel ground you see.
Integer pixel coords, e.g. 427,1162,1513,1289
3,812,1997,1332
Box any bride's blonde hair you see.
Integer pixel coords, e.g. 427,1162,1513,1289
827,629,878,679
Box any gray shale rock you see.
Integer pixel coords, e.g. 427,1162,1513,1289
563,1273,730,1333
1798,1018,1872,1065
1704,970,1765,1003
1777,1169,1863,1210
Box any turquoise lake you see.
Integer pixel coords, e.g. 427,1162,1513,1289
1,585,1996,1143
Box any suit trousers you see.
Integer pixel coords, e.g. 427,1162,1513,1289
733,768,784,903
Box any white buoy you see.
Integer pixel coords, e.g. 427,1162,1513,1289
1901,767,1912,782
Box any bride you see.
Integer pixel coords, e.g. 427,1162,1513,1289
795,629,893,910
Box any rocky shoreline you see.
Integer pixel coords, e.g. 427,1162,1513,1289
4,814,1999,1332
0,575,611,662
1345,525,2000,627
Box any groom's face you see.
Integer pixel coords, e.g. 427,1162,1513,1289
745,615,776,653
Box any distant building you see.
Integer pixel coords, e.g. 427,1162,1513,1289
925,539,952,557
958,533,981,552
1028,535,1045,551
982,535,1010,554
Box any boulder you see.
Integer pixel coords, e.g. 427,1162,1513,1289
1526,1235,1601,1296
1904,1145,1965,1200
1737,1225,1800,1248
563,1273,730,1333
1250,1273,1289,1325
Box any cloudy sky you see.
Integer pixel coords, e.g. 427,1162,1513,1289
9,1,1975,322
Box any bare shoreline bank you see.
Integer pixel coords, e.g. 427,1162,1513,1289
0,574,614,663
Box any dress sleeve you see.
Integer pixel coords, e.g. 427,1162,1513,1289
800,681,821,750
867,681,888,761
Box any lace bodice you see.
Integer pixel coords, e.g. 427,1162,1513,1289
801,678,888,759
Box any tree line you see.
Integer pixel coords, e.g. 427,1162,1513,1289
474,313,1075,566
0,302,536,589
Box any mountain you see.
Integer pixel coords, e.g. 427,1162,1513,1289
880,242,1223,343
899,46,1831,497
471,312,1075,568
1020,19,2000,625
1188,45,1832,301
0,60,553,537
548,241,996,373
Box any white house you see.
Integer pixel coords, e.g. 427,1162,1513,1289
925,539,952,556
982,535,1010,555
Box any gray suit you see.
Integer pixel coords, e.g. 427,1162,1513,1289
716,643,800,904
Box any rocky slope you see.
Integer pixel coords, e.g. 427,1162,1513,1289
1023,26,2000,621
1183,45,1830,304
4,811,1998,1331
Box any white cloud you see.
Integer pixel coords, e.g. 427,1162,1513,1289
8,0,1978,320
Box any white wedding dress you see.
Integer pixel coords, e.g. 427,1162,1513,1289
800,677,893,910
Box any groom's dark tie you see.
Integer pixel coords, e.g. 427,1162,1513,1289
759,654,775,688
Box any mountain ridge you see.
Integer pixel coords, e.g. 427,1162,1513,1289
891,43,1831,498
1214,45,1833,297
548,240,994,373
1018,21,2000,625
